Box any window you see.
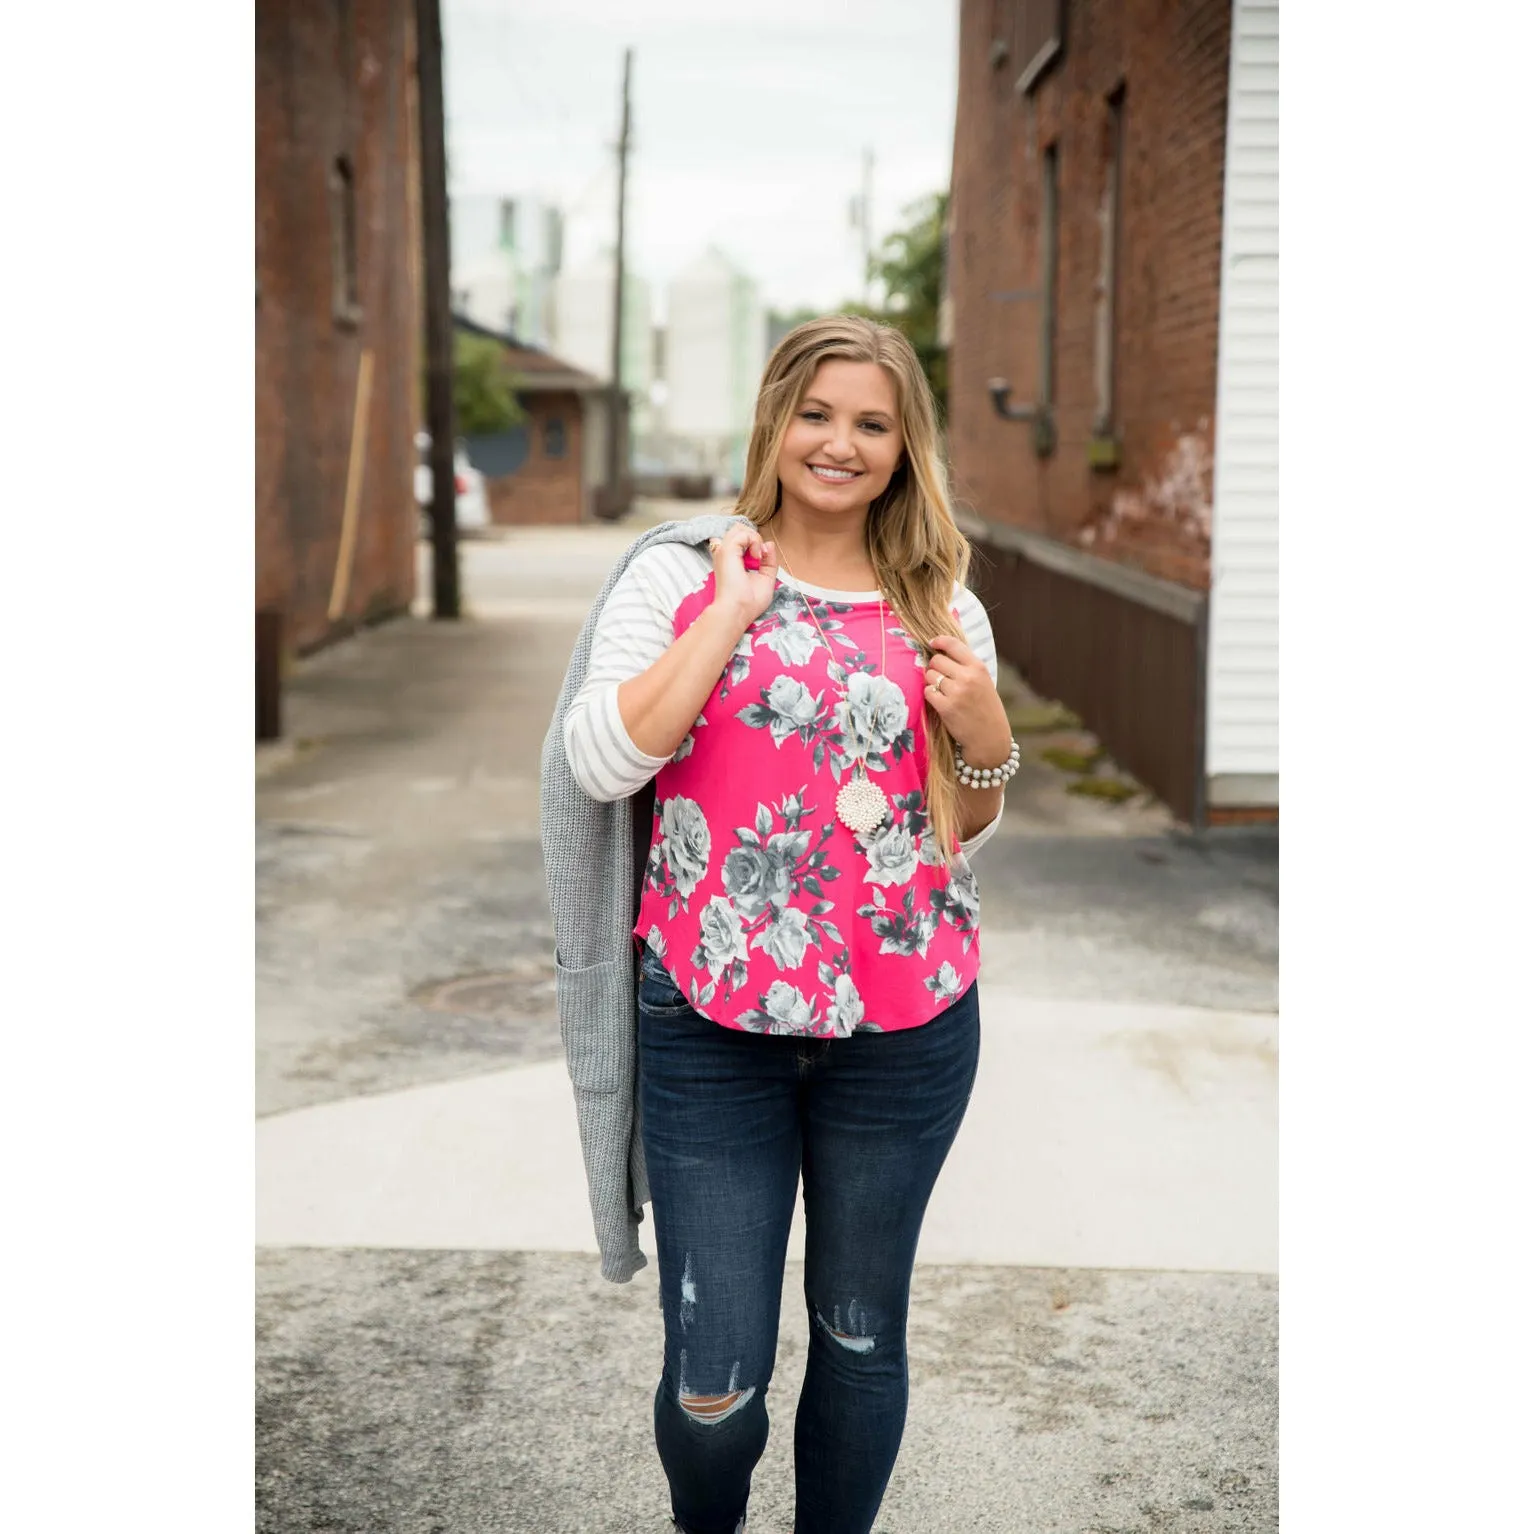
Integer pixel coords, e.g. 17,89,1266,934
545,206,563,272
499,199,516,250
330,155,360,325
1016,0,1063,96
543,417,567,458
1039,141,1059,440
1093,87,1125,444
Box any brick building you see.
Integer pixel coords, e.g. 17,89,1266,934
947,0,1277,824
256,0,421,669
453,315,604,526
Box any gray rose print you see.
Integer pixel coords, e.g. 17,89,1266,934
737,662,912,783
737,979,818,1034
645,794,711,917
855,885,939,959
837,671,910,763
721,842,793,921
862,822,919,888
823,973,866,1036
855,788,933,879
671,713,707,764
645,925,668,959
812,950,880,1036
734,592,919,781
694,895,748,976
716,630,755,698
769,585,860,639
711,795,846,993
754,906,811,971
735,674,828,748
929,863,980,953
758,618,820,668
923,961,963,1005
685,895,749,1005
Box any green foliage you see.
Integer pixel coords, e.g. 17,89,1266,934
767,191,950,417
863,190,949,419
1040,746,1104,775
421,333,527,437
453,333,525,436
1066,777,1139,804
1008,700,1083,734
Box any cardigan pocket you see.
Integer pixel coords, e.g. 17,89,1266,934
554,954,634,1093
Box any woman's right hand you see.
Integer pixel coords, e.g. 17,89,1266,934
709,522,780,629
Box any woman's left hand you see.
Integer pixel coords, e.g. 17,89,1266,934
923,634,1013,768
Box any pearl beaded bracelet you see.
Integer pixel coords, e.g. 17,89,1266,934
955,738,1021,789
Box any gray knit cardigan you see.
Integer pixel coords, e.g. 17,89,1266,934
539,511,746,1282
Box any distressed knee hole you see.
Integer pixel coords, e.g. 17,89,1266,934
814,1304,877,1354
678,1386,756,1424
676,1352,756,1425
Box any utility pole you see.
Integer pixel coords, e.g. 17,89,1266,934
601,47,633,521
416,0,460,616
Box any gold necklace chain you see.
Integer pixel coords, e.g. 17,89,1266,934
774,552,887,681
774,552,897,837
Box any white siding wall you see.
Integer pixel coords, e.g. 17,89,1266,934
550,257,655,449
664,250,766,483
1206,0,1279,806
451,194,562,348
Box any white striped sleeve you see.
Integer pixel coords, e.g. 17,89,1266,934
953,583,999,682
563,543,714,803
953,582,1005,858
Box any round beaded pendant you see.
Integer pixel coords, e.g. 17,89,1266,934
836,765,890,836
774,553,894,841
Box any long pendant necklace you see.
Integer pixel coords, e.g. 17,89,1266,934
776,552,892,838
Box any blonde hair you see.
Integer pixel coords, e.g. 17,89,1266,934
734,315,972,862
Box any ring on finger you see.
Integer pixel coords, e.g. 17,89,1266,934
933,675,945,694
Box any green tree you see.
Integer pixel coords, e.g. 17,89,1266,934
452,332,526,436
769,193,950,417
863,190,949,419
421,332,527,437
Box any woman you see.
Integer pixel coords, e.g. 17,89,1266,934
545,316,1019,1534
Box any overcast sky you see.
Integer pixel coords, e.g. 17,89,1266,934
442,0,959,316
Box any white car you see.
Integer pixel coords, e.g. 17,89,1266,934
415,431,489,535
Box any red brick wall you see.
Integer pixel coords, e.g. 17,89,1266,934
485,395,585,525
948,0,1231,590
255,0,420,654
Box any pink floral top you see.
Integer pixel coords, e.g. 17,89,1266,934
635,571,983,1038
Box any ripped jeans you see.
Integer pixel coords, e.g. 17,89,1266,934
636,948,981,1534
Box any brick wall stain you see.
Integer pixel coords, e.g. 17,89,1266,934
256,0,420,654
948,0,1231,590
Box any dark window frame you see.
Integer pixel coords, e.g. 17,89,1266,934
1015,0,1064,96
1093,85,1126,441
1040,139,1059,417
543,415,568,459
330,154,362,328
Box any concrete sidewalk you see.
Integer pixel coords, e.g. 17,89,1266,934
256,507,1278,1532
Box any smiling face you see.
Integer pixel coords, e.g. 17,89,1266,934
775,359,905,520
